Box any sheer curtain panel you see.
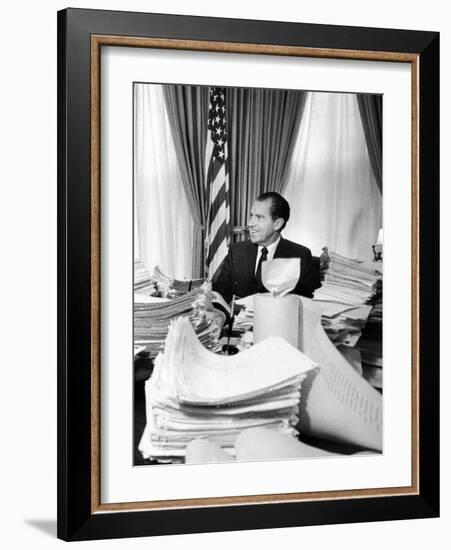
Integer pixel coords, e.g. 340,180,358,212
283,92,382,260
163,85,209,278
134,84,194,279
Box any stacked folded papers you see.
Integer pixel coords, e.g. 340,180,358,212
357,299,383,388
134,261,205,298
134,284,223,358
139,317,318,462
134,259,157,296
234,296,371,349
234,250,380,348
314,249,382,306
295,298,382,451
314,301,372,347
152,265,205,298
314,249,383,388
233,297,254,333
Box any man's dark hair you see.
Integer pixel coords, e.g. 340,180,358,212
256,191,290,231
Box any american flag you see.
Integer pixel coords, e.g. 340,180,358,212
205,87,230,280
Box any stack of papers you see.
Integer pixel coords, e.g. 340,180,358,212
357,299,383,388
152,265,205,298
233,296,255,333
297,297,383,451
314,250,382,305
234,296,371,349
134,259,157,296
134,262,205,298
139,317,317,462
314,301,372,347
134,284,223,359
232,296,382,451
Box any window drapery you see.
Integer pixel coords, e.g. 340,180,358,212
133,84,195,278
357,94,383,194
162,85,210,277
283,92,382,260
134,86,382,278
226,87,307,229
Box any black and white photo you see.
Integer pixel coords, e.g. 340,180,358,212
133,83,384,466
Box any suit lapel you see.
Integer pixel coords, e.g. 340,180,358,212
274,236,288,258
273,237,302,279
245,243,258,293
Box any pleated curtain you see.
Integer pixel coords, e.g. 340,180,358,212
134,84,195,279
162,85,210,277
357,94,383,194
283,92,382,260
226,88,307,229
163,84,307,270
135,85,382,276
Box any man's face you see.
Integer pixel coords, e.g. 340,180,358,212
248,199,283,246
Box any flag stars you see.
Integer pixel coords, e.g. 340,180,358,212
208,87,227,163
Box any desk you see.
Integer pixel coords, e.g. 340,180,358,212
132,332,380,466
133,260,382,464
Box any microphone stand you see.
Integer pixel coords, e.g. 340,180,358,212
222,284,239,355
226,293,235,347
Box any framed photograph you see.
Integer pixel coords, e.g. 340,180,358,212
57,8,439,541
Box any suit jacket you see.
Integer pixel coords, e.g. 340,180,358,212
212,236,318,304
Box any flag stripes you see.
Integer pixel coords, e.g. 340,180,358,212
207,222,229,266
208,176,229,227
205,87,230,280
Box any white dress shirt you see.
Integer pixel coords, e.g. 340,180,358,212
254,236,281,273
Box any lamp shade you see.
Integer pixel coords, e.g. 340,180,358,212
376,228,383,245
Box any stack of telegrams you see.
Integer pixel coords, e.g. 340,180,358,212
134,285,223,359
314,250,381,305
356,299,383,388
152,265,205,298
314,300,372,347
134,259,157,296
139,317,317,462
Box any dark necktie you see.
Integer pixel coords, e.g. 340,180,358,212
254,247,268,293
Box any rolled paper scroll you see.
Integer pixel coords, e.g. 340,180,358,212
253,293,300,348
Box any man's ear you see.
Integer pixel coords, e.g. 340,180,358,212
274,217,284,231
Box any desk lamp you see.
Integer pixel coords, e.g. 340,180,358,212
372,228,383,262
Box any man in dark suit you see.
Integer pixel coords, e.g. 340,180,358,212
212,192,318,304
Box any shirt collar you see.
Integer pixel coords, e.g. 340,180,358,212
259,235,281,256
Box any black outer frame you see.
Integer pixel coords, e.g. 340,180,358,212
57,8,439,542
